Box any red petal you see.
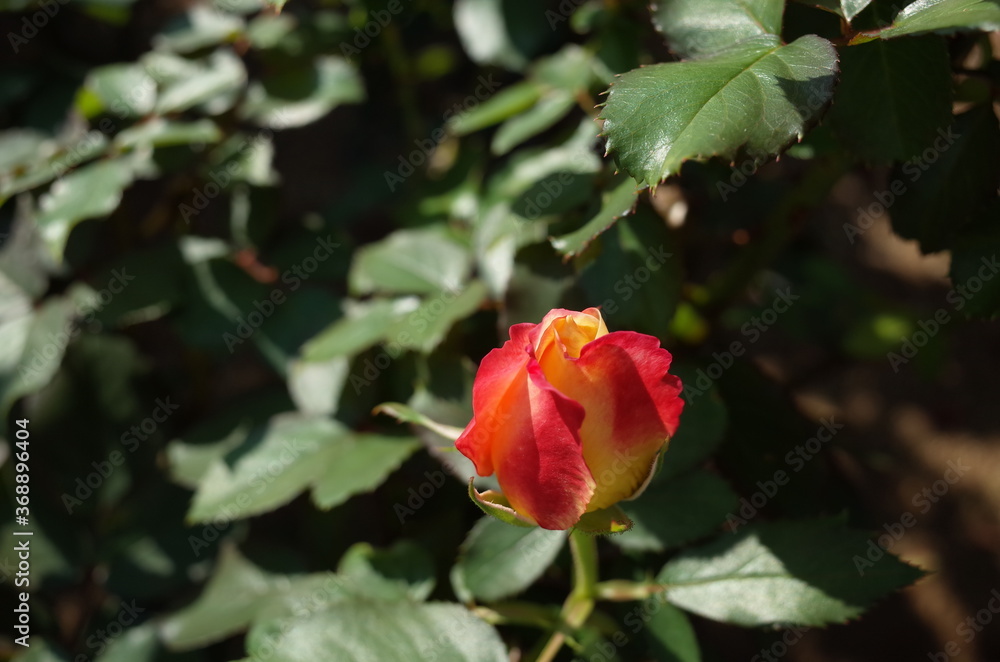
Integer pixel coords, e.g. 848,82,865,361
455,321,595,529
539,331,684,511
491,359,594,529
455,323,534,476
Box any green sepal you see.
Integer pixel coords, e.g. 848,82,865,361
574,505,634,535
467,479,536,528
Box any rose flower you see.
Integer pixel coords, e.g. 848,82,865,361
456,308,684,530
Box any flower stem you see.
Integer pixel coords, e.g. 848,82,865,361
534,530,598,662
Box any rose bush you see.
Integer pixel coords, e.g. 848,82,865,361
456,307,684,530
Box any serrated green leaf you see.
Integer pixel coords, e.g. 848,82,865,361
96,623,158,662
155,49,246,114
240,57,364,129
449,81,543,135
338,540,436,601
868,0,1000,39
652,0,785,58
890,106,1000,253
0,296,77,416
645,602,701,662
453,0,529,71
601,35,838,187
166,388,294,488
81,63,156,119
472,201,543,299
300,299,402,361
551,175,638,257
35,158,134,261
310,434,419,509
350,228,471,296
159,545,289,649
491,92,577,155
153,5,244,53
186,414,344,522
0,129,51,175
486,119,602,202
829,36,952,162
532,44,599,92
160,545,352,650
287,356,350,416
246,601,509,662
616,471,738,552
451,516,565,602
0,131,110,200
114,118,223,150
245,12,296,48
657,519,925,626
0,217,49,302
185,414,418,522
385,281,489,353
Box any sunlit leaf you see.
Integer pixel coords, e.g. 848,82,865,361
452,516,565,601
601,36,838,187
657,519,925,626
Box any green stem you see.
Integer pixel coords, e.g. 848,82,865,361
569,529,598,601
534,530,598,662
595,579,665,601
474,602,561,629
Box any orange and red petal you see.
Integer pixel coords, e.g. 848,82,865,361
455,323,535,476
489,359,595,529
539,331,684,511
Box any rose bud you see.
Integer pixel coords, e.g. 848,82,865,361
456,307,683,530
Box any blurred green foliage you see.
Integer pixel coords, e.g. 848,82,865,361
0,0,998,660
